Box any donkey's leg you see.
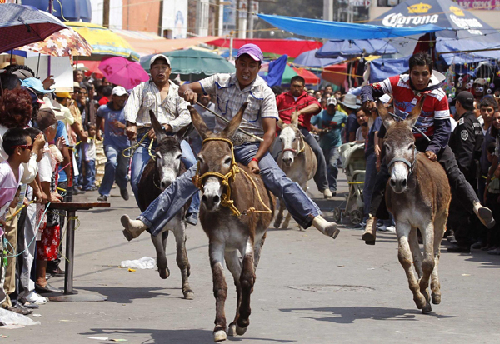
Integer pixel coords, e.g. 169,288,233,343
174,219,193,300
418,221,435,314
397,222,427,311
210,241,228,342
237,237,255,336
274,198,285,228
431,214,447,305
408,226,423,279
152,230,170,279
282,212,293,229
225,249,242,337
253,233,267,271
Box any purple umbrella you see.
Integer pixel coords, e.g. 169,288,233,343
0,3,67,53
98,57,149,90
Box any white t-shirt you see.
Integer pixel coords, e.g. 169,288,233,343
38,144,53,183
0,161,23,220
85,139,96,161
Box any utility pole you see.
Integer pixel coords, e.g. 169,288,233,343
247,0,253,38
102,0,110,28
236,0,240,38
158,0,164,36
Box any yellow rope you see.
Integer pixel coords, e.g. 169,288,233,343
192,137,272,217
5,200,36,222
122,132,156,160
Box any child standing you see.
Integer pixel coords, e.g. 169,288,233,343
82,125,96,191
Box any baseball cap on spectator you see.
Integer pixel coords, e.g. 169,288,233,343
22,77,53,93
236,43,263,62
56,91,72,98
456,91,474,108
37,107,57,131
73,81,81,89
149,54,171,68
112,86,127,96
326,97,337,107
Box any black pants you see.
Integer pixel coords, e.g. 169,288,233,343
369,139,479,217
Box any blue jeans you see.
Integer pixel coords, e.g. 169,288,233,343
75,143,83,187
324,146,341,193
363,152,378,219
131,135,200,214
138,142,321,236
99,145,130,197
83,159,96,190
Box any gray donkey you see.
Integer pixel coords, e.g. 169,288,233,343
378,98,451,314
124,110,194,300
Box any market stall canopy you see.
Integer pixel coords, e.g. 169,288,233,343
315,39,397,58
114,29,218,56
369,58,409,83
23,0,92,22
437,39,500,64
321,63,348,86
256,13,444,40
141,48,235,82
293,49,345,68
260,62,320,85
207,38,322,58
66,22,139,61
0,3,67,53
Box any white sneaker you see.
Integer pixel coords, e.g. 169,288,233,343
26,291,48,304
322,189,333,199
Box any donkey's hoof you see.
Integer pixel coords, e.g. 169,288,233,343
158,267,170,279
273,220,282,228
421,303,432,314
227,324,237,337
432,293,441,305
362,232,376,245
213,330,227,342
236,325,247,336
183,290,194,300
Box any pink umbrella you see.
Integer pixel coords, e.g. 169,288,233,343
98,57,149,89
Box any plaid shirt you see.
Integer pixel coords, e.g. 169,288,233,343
124,80,191,132
199,73,278,145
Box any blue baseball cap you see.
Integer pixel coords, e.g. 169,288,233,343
236,43,263,62
22,77,53,93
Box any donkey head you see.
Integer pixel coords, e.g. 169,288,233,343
189,103,246,211
377,97,424,193
149,110,183,190
279,111,304,167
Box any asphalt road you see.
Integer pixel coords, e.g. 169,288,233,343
5,173,500,344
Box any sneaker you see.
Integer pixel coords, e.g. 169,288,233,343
186,212,198,226
322,189,333,199
97,194,108,202
3,304,32,315
26,291,48,305
120,188,129,201
471,241,483,249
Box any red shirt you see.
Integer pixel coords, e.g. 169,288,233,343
98,97,109,106
276,91,321,131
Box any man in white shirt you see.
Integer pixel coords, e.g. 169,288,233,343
124,54,199,225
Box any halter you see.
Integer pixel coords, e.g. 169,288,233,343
387,146,418,176
281,131,306,155
192,137,272,217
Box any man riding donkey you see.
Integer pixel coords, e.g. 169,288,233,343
120,43,340,240
361,52,495,245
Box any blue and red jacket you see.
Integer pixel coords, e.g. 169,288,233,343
361,74,452,154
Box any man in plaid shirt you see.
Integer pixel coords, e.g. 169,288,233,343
121,44,340,240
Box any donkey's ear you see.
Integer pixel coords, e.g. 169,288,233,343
277,117,283,129
149,110,166,141
188,106,209,140
376,100,394,129
291,111,299,126
407,95,426,127
221,102,246,139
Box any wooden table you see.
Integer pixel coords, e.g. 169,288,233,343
47,201,110,302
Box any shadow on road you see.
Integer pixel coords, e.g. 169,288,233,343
279,306,456,323
79,328,297,343
80,286,170,304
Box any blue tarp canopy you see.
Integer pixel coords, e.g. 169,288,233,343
257,13,445,40
436,39,500,64
292,49,345,68
369,58,409,83
315,39,397,58
23,0,92,22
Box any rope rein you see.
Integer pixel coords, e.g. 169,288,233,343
122,132,156,160
192,137,272,217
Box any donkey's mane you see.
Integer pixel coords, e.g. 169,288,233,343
386,121,415,143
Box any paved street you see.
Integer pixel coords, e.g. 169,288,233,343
5,173,500,344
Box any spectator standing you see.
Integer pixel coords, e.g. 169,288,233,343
96,87,131,202
82,125,97,192
343,94,361,142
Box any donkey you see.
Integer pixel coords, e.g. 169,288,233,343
125,110,194,300
189,103,276,342
378,98,451,314
274,112,317,229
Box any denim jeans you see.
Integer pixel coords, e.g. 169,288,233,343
324,146,341,193
130,134,200,214
300,128,329,192
83,159,96,191
362,152,378,218
75,143,83,187
138,142,321,236
99,146,129,197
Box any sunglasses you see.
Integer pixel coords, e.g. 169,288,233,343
15,144,33,150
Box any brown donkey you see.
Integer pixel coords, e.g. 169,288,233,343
190,103,275,342
274,111,317,229
378,98,451,314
